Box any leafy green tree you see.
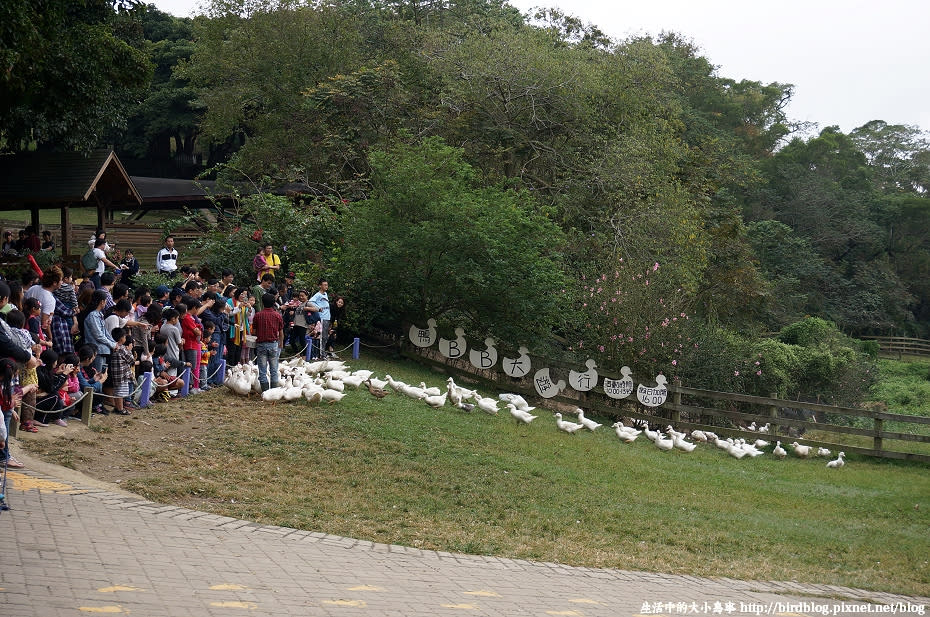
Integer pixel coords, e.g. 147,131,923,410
335,136,566,344
117,5,200,172
0,0,151,152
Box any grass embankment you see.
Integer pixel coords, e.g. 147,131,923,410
24,352,930,597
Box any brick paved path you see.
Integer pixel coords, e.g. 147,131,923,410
1,463,927,617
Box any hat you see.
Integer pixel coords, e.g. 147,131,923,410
154,285,170,297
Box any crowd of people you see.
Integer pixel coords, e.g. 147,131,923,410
0,227,346,471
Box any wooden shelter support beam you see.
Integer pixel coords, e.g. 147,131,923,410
60,205,71,256
30,206,39,234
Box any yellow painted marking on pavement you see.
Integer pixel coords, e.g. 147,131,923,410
323,600,368,607
209,601,257,609
570,598,604,605
346,585,385,591
546,611,584,616
464,590,501,597
209,583,250,590
97,586,145,593
8,472,75,493
441,604,479,610
78,607,128,614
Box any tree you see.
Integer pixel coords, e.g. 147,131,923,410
117,5,201,176
335,136,566,344
0,0,152,152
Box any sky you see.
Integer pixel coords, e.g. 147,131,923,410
150,0,930,134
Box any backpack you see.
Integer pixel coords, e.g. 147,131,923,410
81,248,98,271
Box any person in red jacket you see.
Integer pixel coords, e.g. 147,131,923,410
179,303,202,392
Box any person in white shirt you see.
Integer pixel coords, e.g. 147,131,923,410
155,235,179,276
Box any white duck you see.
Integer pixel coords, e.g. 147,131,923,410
424,392,448,408
499,392,530,410
320,389,347,403
261,386,287,403
554,413,584,434
671,433,697,452
475,395,500,415
753,439,771,449
612,421,641,436
772,441,787,459
419,382,442,397
652,432,675,451
575,408,602,431
507,404,537,424
690,430,708,442
385,374,406,391
826,451,846,468
367,376,388,390
726,440,748,459
816,447,832,458
324,375,345,392
611,422,639,443
791,442,812,458
341,374,366,389
351,370,374,381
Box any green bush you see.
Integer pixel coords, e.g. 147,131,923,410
777,316,838,347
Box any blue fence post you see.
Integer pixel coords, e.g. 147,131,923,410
139,371,153,407
180,367,190,397
305,334,313,361
353,337,360,360
217,358,226,385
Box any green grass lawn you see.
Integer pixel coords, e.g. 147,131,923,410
27,350,930,597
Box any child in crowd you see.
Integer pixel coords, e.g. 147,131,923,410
35,349,68,426
23,297,52,351
77,344,109,415
6,309,41,431
179,302,202,391
58,351,82,416
150,343,185,401
160,308,183,377
1,357,32,469
199,320,215,391
108,327,135,416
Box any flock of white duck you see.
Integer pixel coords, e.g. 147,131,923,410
223,358,847,469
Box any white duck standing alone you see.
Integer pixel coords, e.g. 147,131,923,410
772,441,787,459
791,442,812,458
575,408,602,431
554,413,584,434
826,451,846,468
507,404,537,424
475,395,500,415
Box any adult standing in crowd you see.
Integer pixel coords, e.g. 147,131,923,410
253,292,283,392
253,243,281,281
24,266,62,343
156,235,179,276
309,277,332,359
90,238,118,289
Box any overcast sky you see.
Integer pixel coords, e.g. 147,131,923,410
151,0,930,134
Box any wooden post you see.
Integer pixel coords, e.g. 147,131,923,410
60,204,71,256
671,379,681,426
769,392,779,438
874,417,884,453
79,387,94,425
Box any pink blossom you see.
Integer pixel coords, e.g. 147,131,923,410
653,262,659,271
756,370,762,376
598,345,605,352
754,361,760,366
672,360,677,366
734,371,739,376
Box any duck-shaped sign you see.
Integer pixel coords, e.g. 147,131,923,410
603,366,634,399
502,345,532,378
568,358,598,392
408,318,438,348
533,367,566,399
469,337,498,370
636,374,668,407
438,327,467,359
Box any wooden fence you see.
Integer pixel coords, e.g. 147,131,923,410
860,336,930,359
390,335,930,464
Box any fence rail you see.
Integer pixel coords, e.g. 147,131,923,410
385,332,930,464
860,335,930,358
